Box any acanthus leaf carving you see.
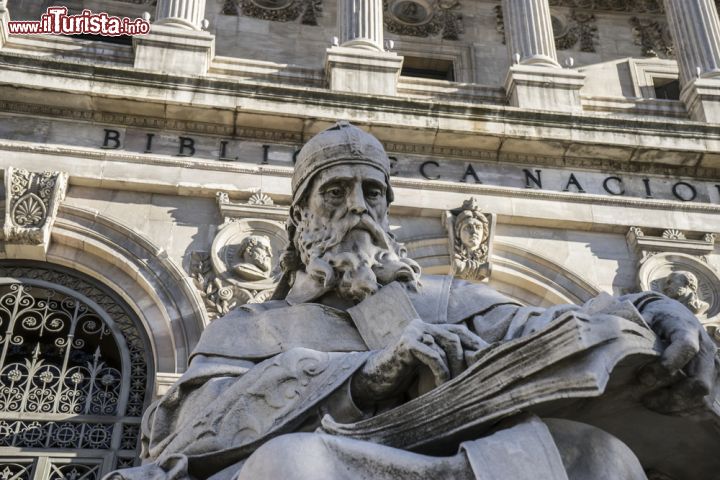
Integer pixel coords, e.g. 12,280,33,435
630,16,674,58
3,167,68,252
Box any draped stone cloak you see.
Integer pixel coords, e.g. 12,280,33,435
123,275,659,480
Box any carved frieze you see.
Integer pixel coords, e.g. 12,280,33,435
3,167,68,255
443,197,495,281
548,0,664,13
190,191,289,320
384,0,463,40
495,6,597,52
222,0,322,25
631,16,674,58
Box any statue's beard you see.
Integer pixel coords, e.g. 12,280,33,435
291,209,420,303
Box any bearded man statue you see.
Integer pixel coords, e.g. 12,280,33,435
105,122,718,480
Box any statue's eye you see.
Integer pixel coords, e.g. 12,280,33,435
365,188,382,199
325,187,345,199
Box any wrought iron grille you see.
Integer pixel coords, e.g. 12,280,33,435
0,265,153,479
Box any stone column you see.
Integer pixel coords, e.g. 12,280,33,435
155,0,207,30
0,0,10,50
134,0,214,75
502,0,559,68
325,0,403,95
502,0,585,113
339,0,384,52
664,0,720,123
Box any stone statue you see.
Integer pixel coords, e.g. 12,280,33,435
449,197,491,280
662,271,710,316
232,234,273,281
106,122,718,480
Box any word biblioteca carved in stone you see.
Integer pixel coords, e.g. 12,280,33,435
100,129,720,204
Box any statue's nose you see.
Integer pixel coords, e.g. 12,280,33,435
347,183,368,215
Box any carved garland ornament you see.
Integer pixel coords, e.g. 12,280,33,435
630,16,674,58
384,0,463,40
222,0,323,25
547,0,664,13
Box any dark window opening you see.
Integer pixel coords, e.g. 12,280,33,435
653,77,680,100
69,34,133,45
401,56,455,81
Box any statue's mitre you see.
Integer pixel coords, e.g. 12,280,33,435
292,121,394,206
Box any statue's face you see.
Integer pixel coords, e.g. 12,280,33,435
244,242,272,272
665,272,694,297
304,163,388,227
459,218,484,251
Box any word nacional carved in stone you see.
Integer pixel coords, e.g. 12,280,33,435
98,128,720,204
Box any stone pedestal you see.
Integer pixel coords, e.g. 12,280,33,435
505,64,586,113
325,46,403,96
0,0,9,50
133,24,214,76
664,0,720,123
502,0,560,68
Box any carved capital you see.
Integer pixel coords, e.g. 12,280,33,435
3,167,68,257
443,197,495,281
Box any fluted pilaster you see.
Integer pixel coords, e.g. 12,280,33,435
339,0,384,52
502,0,559,68
155,0,206,30
0,0,9,49
664,0,720,88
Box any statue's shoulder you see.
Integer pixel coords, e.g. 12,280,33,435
410,275,520,324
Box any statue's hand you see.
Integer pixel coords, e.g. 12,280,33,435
639,299,718,414
350,319,488,409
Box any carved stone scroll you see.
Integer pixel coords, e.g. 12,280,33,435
3,167,68,258
443,197,496,282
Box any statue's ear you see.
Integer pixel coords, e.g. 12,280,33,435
291,206,303,225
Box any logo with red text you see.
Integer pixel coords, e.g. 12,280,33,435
8,7,150,36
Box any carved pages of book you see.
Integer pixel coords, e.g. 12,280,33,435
322,310,660,451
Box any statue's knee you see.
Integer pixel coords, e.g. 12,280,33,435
546,419,646,480
237,433,332,480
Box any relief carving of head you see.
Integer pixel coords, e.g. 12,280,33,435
274,122,420,304
454,200,489,262
663,271,710,316
233,235,273,281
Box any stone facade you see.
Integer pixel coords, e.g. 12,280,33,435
0,0,718,477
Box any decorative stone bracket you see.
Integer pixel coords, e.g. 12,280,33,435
627,226,720,338
189,191,289,320
2,167,68,259
443,197,496,282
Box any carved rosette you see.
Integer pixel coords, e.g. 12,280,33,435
3,167,68,253
384,0,463,40
443,197,495,282
223,0,322,25
190,192,289,320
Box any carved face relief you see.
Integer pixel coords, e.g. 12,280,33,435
459,217,485,252
234,235,274,281
662,271,710,316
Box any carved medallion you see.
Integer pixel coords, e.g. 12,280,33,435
190,193,290,320
222,0,323,25
638,252,720,324
384,0,463,40
443,197,495,281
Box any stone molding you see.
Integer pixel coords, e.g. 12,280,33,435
3,167,68,259
626,226,716,258
505,64,586,112
133,24,215,76
325,46,404,95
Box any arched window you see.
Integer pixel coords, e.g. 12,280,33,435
0,264,153,479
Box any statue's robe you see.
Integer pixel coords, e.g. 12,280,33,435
111,276,660,480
